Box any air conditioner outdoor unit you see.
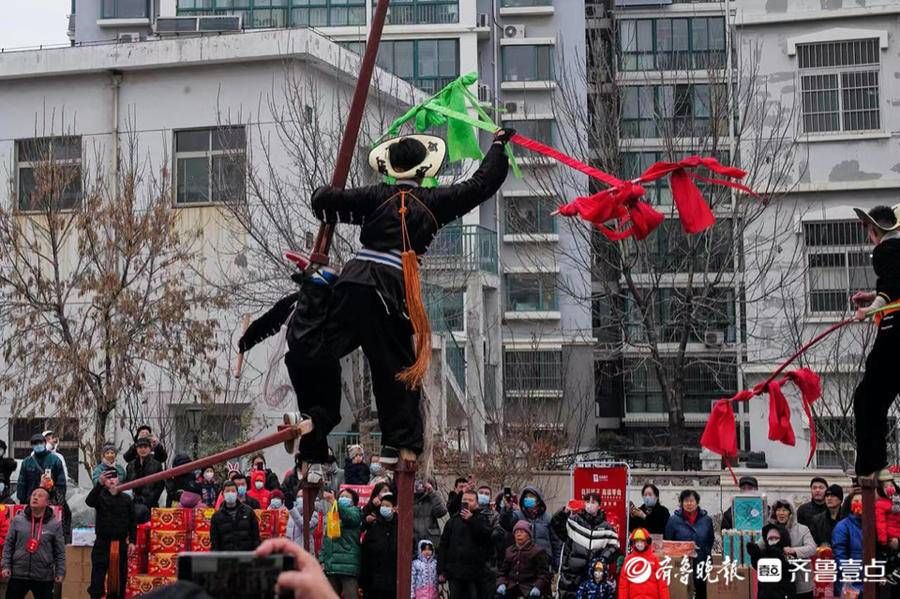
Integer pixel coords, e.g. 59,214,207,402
704,331,725,347
477,13,489,28
198,15,241,32
155,16,199,34
504,101,524,115
117,32,140,43
503,24,525,39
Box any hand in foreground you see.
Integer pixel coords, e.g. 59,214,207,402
255,538,338,599
493,128,516,144
851,291,876,307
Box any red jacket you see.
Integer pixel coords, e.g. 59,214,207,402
248,471,271,510
617,548,670,599
875,497,900,545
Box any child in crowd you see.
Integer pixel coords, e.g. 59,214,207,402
344,445,370,486
411,539,438,599
248,470,271,509
574,559,614,599
199,467,219,508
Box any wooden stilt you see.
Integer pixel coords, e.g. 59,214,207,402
861,477,877,598
302,482,320,554
394,455,417,599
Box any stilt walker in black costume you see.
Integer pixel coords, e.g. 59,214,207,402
852,204,900,482
238,129,513,481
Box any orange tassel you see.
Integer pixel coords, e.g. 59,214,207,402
396,249,432,389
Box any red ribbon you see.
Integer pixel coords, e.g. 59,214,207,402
699,368,821,469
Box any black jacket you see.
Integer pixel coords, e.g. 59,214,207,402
281,469,302,510
747,524,796,599
628,503,670,535
210,502,260,551
125,456,165,509
86,484,136,542
360,515,397,592
124,442,168,465
551,509,621,598
165,454,196,507
0,456,16,503
874,237,900,304
437,509,493,581
311,144,508,316
344,461,370,486
796,500,827,529
810,509,843,546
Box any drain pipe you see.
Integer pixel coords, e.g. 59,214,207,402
110,70,123,197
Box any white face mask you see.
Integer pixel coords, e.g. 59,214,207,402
584,502,599,516
634,541,647,552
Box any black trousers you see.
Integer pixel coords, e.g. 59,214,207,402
855,313,900,476
88,537,128,599
5,578,53,599
286,282,423,463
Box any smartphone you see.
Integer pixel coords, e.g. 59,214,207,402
178,552,295,599
503,486,512,498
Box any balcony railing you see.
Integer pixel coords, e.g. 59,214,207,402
501,0,551,6
423,224,498,274
385,1,459,25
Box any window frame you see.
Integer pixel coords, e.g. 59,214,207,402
501,44,555,82
505,272,559,312
503,349,563,396
624,357,737,415
176,0,367,28
383,0,459,25
618,16,726,72
102,0,151,19
173,126,247,207
15,136,83,213
344,39,460,95
504,195,558,236
620,83,724,139
803,219,874,314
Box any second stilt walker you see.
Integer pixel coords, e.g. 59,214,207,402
286,129,512,480
851,204,900,482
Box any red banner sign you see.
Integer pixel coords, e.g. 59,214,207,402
340,484,375,508
572,464,629,549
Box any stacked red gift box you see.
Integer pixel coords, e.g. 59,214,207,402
255,509,288,541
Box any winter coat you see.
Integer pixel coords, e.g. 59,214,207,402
248,471,271,510
617,547,670,599
438,508,494,581
796,500,827,529
763,508,816,595
577,579,615,599
809,509,842,546
552,508,621,598
286,505,319,551
200,481,220,508
876,495,900,545
501,486,562,567
497,539,551,597
16,451,66,505
1,507,66,581
320,502,362,577
90,462,126,485
210,502,260,551
411,540,439,599
747,524,796,599
281,469,302,510
124,442,168,465
361,514,397,593
832,515,863,596
0,457,17,497
86,483,136,542
663,508,715,563
165,454,196,507
413,491,447,550
320,464,344,493
124,455,164,509
628,504,670,536
344,461,370,486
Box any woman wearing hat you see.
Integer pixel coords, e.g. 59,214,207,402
851,204,900,482
268,128,514,484
496,520,551,598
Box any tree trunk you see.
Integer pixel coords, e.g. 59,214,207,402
668,388,686,471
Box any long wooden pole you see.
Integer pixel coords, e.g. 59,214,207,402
309,0,392,266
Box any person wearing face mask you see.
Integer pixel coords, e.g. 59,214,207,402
286,491,319,551
412,478,448,552
573,559,615,599
360,493,398,599
766,500,816,599
747,523,795,599
496,520,551,598
218,474,261,510
249,454,281,490
199,467,220,508
344,445,370,486
833,492,864,597
90,442,125,485
551,492,621,599
629,484,670,535
210,480,260,551
280,453,305,510
0,440,16,505
248,470,272,509
368,456,392,486
438,489,494,599
617,528,669,599
664,490,714,599
362,482,395,532
16,434,66,507
320,489,362,598
501,486,561,569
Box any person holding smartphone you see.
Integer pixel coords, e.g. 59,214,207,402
86,467,135,599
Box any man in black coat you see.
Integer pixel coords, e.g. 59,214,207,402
438,490,494,599
810,484,844,546
124,438,164,514
0,440,17,504
86,467,136,599
551,493,621,599
210,481,260,551
797,476,829,528
123,425,168,465
237,130,513,482
360,493,398,599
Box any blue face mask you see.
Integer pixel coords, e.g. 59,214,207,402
32,444,46,454
237,486,247,496
338,497,353,508
477,494,491,506
224,491,238,504
523,497,537,510
643,495,657,508
380,506,394,520
269,499,283,510
370,464,383,475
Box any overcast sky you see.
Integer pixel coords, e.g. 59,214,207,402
0,0,71,50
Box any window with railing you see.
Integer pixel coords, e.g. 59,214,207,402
618,16,725,71
501,0,552,6
177,0,366,28
803,220,874,313
504,350,562,394
505,273,558,312
620,83,726,139
385,0,458,25
798,38,881,134
16,136,82,212
423,224,498,273
504,195,558,235
424,286,464,332
624,286,737,344
102,0,150,18
624,357,736,414
377,39,460,94
174,127,246,205
630,217,735,273
502,119,554,159
502,45,555,82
